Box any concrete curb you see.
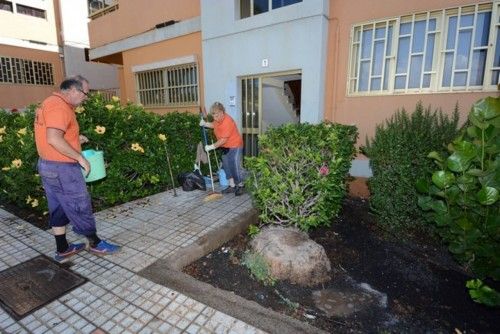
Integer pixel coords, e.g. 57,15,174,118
139,209,327,334
166,208,259,270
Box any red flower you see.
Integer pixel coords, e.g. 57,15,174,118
319,165,329,176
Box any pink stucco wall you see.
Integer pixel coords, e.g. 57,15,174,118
324,0,498,150
88,0,200,49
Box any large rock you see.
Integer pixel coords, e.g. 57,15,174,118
249,226,331,286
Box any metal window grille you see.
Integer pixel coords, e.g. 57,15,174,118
0,1,13,12
348,2,498,95
136,63,199,107
350,20,396,93
441,3,494,90
16,4,45,18
0,56,54,85
88,0,118,19
395,13,439,92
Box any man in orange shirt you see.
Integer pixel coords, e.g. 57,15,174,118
34,75,120,263
200,102,245,196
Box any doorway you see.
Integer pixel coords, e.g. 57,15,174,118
241,71,301,157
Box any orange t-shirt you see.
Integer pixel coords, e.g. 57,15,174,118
213,113,243,148
34,93,81,162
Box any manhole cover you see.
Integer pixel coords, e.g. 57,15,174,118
0,255,86,319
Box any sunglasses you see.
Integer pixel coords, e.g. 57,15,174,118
78,89,89,96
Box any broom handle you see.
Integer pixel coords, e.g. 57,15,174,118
210,133,221,170
206,150,216,192
164,144,177,196
200,107,221,171
200,112,216,192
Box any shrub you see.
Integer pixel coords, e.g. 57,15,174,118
0,93,202,215
417,96,499,280
362,102,460,235
245,122,357,231
0,108,43,210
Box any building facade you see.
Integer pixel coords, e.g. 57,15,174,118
87,0,500,177
89,0,203,115
0,0,118,111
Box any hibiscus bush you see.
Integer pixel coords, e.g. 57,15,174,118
245,122,358,231
0,109,41,209
0,93,202,216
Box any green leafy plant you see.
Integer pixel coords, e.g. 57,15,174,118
466,279,500,307
417,96,500,280
241,250,276,286
362,102,460,235
0,93,202,215
247,224,261,238
245,122,357,231
1,108,45,213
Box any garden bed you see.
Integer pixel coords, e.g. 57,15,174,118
183,197,499,333
0,202,48,230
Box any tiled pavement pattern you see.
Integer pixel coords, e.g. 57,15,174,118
0,189,267,334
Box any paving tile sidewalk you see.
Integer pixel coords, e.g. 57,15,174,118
0,188,266,334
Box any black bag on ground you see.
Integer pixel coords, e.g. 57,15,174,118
177,170,206,191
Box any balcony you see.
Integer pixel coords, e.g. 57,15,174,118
88,0,118,20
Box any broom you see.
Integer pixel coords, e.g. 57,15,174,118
200,111,223,202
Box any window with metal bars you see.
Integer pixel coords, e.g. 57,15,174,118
135,63,199,107
0,56,54,86
0,0,13,12
348,2,500,95
16,4,46,18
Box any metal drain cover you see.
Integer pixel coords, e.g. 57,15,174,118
0,255,86,319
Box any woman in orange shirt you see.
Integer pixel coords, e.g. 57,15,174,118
200,102,245,196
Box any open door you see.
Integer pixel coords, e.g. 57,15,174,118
241,71,301,158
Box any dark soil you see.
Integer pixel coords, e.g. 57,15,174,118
0,202,48,230
183,197,500,333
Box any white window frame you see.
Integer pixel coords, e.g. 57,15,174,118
135,62,199,108
347,1,500,96
393,12,441,93
240,0,302,19
349,20,397,93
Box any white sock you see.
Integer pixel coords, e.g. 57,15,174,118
229,178,235,187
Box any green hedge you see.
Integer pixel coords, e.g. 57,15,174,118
0,93,202,215
245,122,358,231
362,102,461,235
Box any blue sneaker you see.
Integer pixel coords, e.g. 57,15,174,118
54,243,86,263
89,240,120,255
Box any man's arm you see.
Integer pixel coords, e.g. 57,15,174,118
46,128,90,175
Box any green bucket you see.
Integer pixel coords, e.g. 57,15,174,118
82,149,106,182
